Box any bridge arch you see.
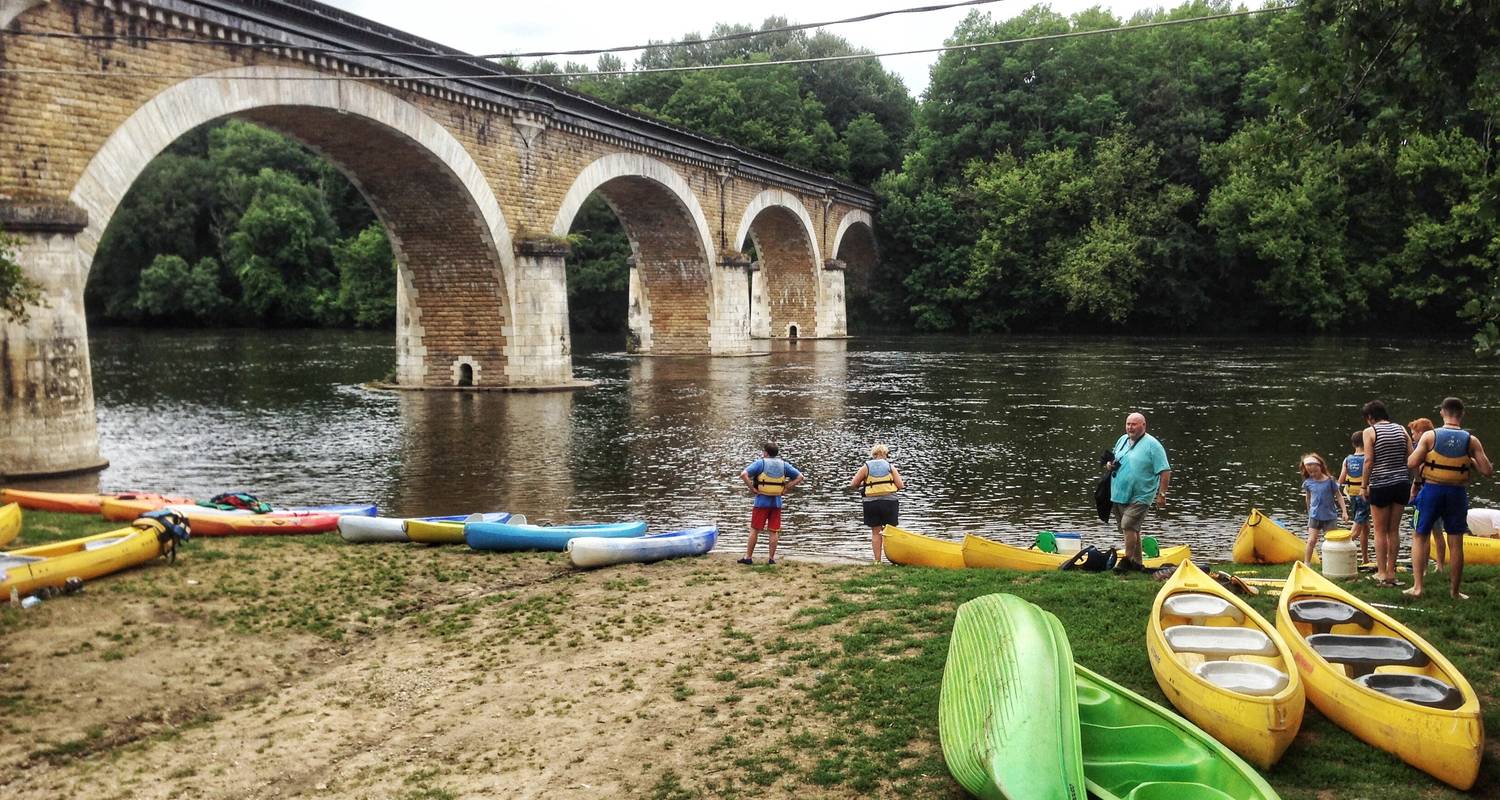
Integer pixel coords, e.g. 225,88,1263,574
734,190,823,339
552,154,739,354
72,65,522,387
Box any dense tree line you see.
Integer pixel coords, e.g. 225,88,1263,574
880,0,1500,352
48,3,1500,353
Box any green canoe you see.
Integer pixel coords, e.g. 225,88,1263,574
1076,664,1281,800
939,594,1087,800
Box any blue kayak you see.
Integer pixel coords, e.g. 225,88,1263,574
465,519,646,552
568,525,717,568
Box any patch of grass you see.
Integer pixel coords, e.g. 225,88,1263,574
725,561,1500,799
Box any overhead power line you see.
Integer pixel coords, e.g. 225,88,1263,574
0,6,1296,83
1,0,1009,61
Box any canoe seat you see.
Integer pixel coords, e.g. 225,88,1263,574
1162,592,1244,623
1164,625,1276,658
1288,598,1373,634
1194,661,1289,697
1355,673,1465,710
1307,634,1428,678
1,554,44,570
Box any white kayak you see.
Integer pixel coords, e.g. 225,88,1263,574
567,525,717,569
340,512,515,543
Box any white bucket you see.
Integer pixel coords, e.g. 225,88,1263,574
1321,530,1358,579
1055,531,1082,554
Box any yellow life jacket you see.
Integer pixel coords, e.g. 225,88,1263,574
1341,454,1365,497
754,458,788,496
863,459,898,497
1421,427,1472,485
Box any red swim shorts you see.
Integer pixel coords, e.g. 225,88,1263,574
751,506,782,531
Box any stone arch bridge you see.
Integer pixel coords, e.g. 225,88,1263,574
0,0,879,477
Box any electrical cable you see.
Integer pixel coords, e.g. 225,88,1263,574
0,6,1296,83
1,0,1010,60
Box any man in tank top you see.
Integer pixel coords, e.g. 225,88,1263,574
1361,400,1412,587
1407,397,1493,599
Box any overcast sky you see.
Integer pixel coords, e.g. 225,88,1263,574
331,0,1165,97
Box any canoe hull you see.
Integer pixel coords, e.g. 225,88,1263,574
882,526,965,568
1077,664,1280,800
0,524,162,597
1451,534,1500,565
1232,508,1323,564
1147,560,1304,769
567,526,716,568
1276,563,1481,790
939,594,1086,800
467,520,646,552
962,534,1190,571
2,489,188,515
0,502,19,548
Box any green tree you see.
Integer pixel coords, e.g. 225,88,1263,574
134,254,229,322
222,169,340,325
565,195,631,333
0,231,47,324
335,224,397,328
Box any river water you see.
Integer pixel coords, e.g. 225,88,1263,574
31,328,1500,561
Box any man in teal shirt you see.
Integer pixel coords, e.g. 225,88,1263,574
1109,412,1172,572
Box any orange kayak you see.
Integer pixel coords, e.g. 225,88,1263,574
143,504,339,536
0,489,192,515
100,494,198,521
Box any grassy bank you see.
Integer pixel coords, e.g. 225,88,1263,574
4,509,1496,798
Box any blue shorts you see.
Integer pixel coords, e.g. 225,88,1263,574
1413,483,1468,536
1349,495,1370,524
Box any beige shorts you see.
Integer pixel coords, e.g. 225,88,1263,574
1113,502,1149,534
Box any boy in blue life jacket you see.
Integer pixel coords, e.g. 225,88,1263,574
1337,430,1371,564
738,441,804,565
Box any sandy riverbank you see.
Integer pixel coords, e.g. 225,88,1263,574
2,541,870,800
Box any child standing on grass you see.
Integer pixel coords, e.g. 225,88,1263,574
1407,417,1445,571
1301,453,1348,565
1339,431,1371,564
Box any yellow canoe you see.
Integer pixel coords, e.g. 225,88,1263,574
1276,562,1482,789
962,534,1191,572
1232,508,1324,564
1442,534,1500,565
405,518,466,544
0,502,20,548
882,526,965,568
1146,560,1304,769
0,521,168,598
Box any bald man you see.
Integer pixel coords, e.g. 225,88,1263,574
1108,412,1172,571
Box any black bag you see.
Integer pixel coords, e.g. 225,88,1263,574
1058,545,1118,573
1095,448,1115,523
